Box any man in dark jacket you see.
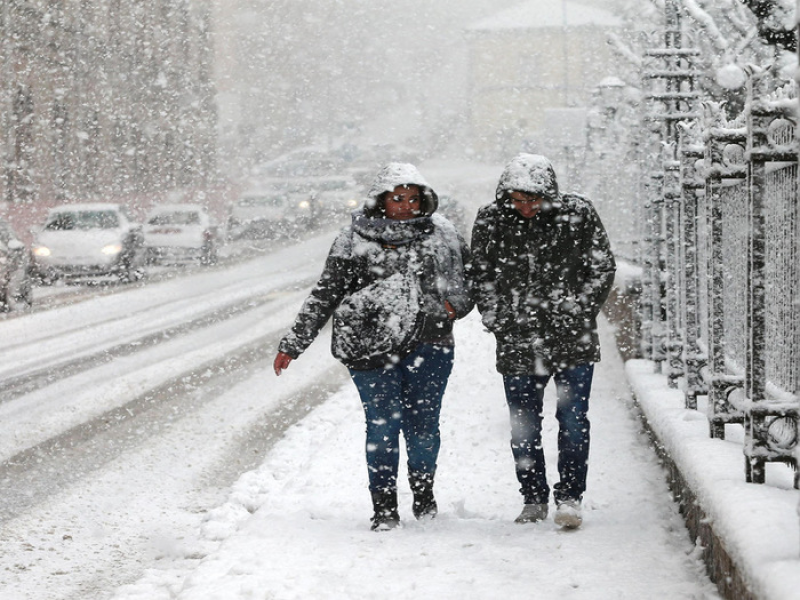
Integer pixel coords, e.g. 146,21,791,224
471,153,615,529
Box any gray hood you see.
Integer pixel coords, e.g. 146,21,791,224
365,162,438,217
495,153,560,203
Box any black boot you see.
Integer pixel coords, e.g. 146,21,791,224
370,489,400,531
409,471,437,520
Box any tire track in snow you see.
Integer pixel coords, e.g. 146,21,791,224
0,280,314,403
0,325,344,523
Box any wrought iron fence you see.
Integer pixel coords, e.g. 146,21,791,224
636,70,800,488
602,0,800,487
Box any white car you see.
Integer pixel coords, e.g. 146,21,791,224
31,203,144,283
143,204,219,266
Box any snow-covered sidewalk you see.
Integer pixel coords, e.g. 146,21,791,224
114,312,719,600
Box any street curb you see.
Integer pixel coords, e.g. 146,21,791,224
627,391,756,600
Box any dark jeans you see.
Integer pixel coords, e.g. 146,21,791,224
349,343,454,494
503,363,594,505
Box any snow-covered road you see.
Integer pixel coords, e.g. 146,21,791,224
0,230,341,463
0,231,350,599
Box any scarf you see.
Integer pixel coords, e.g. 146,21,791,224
351,210,434,247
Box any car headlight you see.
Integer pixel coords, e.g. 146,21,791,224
345,199,359,208
33,245,51,257
102,243,123,255
297,199,311,210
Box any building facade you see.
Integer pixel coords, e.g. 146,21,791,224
465,0,622,162
0,0,217,209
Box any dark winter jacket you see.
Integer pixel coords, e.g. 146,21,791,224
470,154,615,375
278,163,473,370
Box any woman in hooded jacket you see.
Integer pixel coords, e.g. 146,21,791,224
274,163,473,531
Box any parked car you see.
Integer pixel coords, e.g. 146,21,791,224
31,203,145,283
143,204,219,266
227,188,317,240
0,217,32,310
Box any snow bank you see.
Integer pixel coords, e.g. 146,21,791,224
626,360,800,600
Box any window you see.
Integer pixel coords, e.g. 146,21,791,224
46,211,120,231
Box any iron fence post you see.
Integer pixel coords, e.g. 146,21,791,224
678,122,705,409
745,73,768,483
663,145,684,387
640,0,699,372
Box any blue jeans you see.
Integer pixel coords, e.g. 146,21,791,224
503,363,594,505
349,343,454,494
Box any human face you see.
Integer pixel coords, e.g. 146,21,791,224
510,190,544,219
384,185,422,220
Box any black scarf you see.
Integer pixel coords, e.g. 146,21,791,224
351,210,434,247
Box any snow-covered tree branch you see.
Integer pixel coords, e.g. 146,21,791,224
740,0,797,51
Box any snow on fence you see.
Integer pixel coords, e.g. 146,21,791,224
593,0,800,587
640,68,799,490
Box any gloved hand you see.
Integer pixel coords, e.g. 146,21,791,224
273,351,293,376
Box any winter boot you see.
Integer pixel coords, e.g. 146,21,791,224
554,499,582,529
408,471,437,520
370,489,400,531
514,503,549,524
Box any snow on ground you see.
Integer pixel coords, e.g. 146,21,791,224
0,335,346,600
112,312,719,600
626,361,800,600
0,231,339,464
